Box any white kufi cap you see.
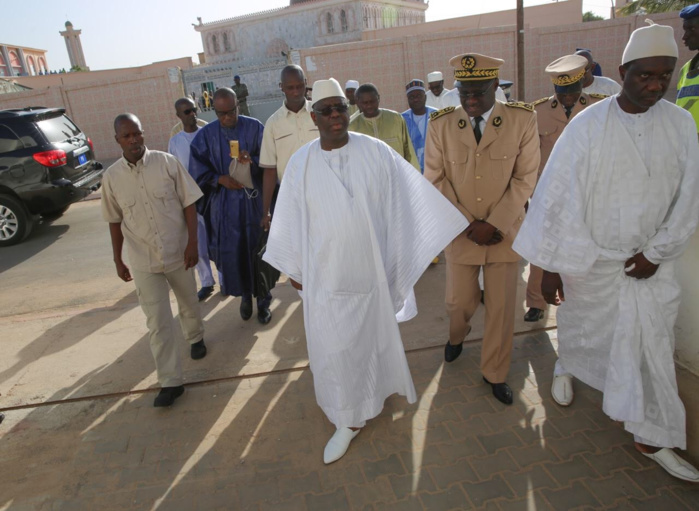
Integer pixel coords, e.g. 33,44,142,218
427,71,443,82
622,19,678,65
311,78,346,106
344,79,359,90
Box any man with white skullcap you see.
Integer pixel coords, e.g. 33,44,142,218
344,79,360,119
264,78,467,464
514,20,699,482
426,71,453,109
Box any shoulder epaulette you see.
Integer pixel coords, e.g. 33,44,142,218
430,106,455,121
504,101,534,112
588,93,609,99
531,97,550,107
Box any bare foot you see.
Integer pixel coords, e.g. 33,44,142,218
635,441,661,454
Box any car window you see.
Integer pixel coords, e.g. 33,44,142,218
0,125,22,154
36,115,81,143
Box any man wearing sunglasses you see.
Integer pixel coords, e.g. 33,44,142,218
425,53,539,406
189,88,273,325
168,97,217,302
264,78,467,464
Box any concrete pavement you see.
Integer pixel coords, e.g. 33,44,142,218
2,200,699,510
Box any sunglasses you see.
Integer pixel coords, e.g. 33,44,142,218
215,106,238,117
183,108,198,115
313,104,349,116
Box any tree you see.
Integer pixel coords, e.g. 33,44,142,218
618,0,694,16
583,11,604,22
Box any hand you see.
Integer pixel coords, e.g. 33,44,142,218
484,230,504,246
465,221,497,246
542,271,564,305
115,260,132,282
238,150,252,165
184,241,199,270
290,278,303,291
624,252,659,280
261,213,271,232
218,175,244,190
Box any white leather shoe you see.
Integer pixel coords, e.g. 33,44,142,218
642,448,699,482
551,374,574,406
323,427,361,464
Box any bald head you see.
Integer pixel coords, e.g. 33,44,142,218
113,113,141,133
280,65,307,112
213,87,237,102
281,65,305,83
574,50,595,87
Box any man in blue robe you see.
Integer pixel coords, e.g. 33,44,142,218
401,79,436,174
189,88,272,324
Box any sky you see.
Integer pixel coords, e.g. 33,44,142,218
3,0,614,72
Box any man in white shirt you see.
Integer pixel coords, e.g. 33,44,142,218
264,78,467,464
425,71,453,110
515,22,699,482
168,97,215,301
576,50,622,96
260,65,319,232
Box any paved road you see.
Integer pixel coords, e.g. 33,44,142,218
1,199,699,509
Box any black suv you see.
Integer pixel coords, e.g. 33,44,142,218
0,107,104,246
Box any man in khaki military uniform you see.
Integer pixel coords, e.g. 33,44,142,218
524,55,606,323
425,53,540,405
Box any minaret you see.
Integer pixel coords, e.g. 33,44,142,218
59,21,89,70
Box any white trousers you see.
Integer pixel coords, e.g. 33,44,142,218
132,266,204,387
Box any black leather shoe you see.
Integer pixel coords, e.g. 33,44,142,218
483,377,513,405
444,341,463,363
197,286,214,301
190,339,207,360
240,299,253,320
153,385,185,407
257,307,272,325
523,307,545,322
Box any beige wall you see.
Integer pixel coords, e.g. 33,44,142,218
302,12,692,113
362,0,583,40
0,65,186,161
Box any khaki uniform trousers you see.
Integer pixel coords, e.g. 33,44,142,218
525,264,547,310
132,266,204,387
446,261,518,383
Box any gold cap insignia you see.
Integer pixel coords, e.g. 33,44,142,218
580,96,587,105
450,53,503,82
458,119,467,129
493,116,502,127
551,99,558,108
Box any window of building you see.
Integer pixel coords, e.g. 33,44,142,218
9,51,22,74
0,54,8,77
341,10,348,32
38,57,47,73
223,33,231,52
212,35,220,54
327,13,334,34
26,56,36,76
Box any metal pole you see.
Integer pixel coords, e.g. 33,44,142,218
517,0,525,100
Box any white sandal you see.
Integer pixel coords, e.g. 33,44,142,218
642,448,699,482
323,427,361,464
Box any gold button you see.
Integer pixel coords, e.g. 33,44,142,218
475,176,481,179
504,156,508,159
476,153,481,157
477,198,482,202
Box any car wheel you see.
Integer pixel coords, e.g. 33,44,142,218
0,194,33,247
41,205,70,219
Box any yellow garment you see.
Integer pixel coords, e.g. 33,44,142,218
677,57,699,134
349,109,419,170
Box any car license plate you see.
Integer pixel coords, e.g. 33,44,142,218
78,153,87,165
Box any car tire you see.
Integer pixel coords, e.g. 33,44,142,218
41,205,70,219
0,194,33,247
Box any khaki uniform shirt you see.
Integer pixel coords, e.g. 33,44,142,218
101,149,203,273
534,92,605,171
259,100,319,180
424,101,540,264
